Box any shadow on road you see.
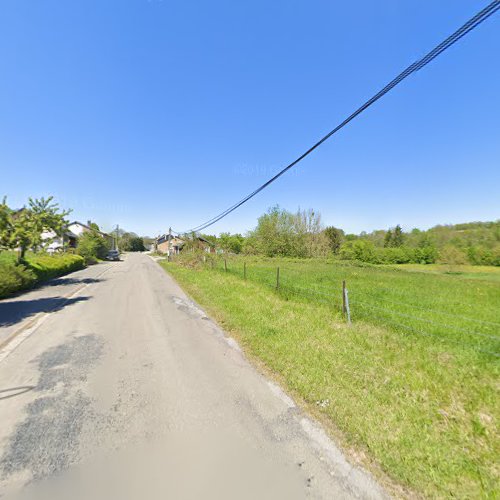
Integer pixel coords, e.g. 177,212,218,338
43,277,104,288
0,297,90,328
0,386,35,401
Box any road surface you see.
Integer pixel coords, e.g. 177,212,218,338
0,253,385,499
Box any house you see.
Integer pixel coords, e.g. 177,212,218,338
155,234,216,255
42,221,111,253
156,235,185,255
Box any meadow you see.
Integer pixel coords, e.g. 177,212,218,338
161,256,499,498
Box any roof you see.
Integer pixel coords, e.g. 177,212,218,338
67,221,109,238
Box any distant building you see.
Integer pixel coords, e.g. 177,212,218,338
155,234,215,255
42,221,111,253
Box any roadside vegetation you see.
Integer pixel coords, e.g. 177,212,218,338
198,206,499,267
0,251,84,298
0,195,110,296
160,251,499,497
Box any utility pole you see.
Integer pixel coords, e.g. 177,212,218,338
115,224,119,251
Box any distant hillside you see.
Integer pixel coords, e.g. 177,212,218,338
346,220,500,266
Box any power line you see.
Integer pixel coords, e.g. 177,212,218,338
177,1,500,234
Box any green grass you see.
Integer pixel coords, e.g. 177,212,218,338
0,251,85,298
161,256,499,499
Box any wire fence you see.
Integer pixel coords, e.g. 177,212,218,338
202,257,500,358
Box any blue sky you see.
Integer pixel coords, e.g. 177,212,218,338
1,1,499,237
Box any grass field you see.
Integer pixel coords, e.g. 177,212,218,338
161,256,499,498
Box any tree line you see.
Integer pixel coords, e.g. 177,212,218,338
198,206,499,266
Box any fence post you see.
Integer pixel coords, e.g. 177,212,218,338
342,280,351,325
276,267,280,290
244,262,247,280
342,280,346,315
345,288,351,325
224,259,227,272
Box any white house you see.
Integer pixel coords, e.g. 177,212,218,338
41,221,110,253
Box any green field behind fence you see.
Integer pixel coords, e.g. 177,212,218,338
162,256,500,498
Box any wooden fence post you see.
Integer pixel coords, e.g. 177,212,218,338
224,259,227,272
276,267,280,290
244,262,247,280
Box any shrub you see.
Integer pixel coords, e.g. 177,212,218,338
77,230,111,263
339,240,378,263
0,252,84,298
438,246,467,265
0,261,36,298
26,253,85,280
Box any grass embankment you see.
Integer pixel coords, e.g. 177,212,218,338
0,251,85,298
161,257,499,499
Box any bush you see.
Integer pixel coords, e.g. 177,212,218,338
438,246,467,265
0,252,84,298
77,230,111,263
26,253,85,280
0,261,36,298
467,245,500,266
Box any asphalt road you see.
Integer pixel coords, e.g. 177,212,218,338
0,253,386,499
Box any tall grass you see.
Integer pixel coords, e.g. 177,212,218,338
161,256,499,498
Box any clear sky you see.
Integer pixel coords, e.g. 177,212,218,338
1,0,499,237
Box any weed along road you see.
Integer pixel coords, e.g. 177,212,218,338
0,253,385,499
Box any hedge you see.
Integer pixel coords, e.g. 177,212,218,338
0,252,85,299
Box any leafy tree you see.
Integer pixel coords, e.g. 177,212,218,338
340,240,377,263
323,226,344,254
218,232,244,254
77,229,110,263
245,206,329,258
0,196,70,261
0,197,13,250
128,237,145,252
384,230,393,248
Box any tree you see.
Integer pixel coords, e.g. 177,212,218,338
218,232,244,254
384,230,393,248
392,225,405,247
128,237,145,252
384,225,404,248
0,197,13,250
77,229,110,263
323,226,344,254
1,196,70,261
244,206,329,258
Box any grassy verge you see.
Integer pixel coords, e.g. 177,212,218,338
160,258,499,499
0,251,85,298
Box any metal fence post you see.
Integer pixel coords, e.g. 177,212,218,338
342,280,346,315
342,280,351,325
345,288,351,325
276,267,280,290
